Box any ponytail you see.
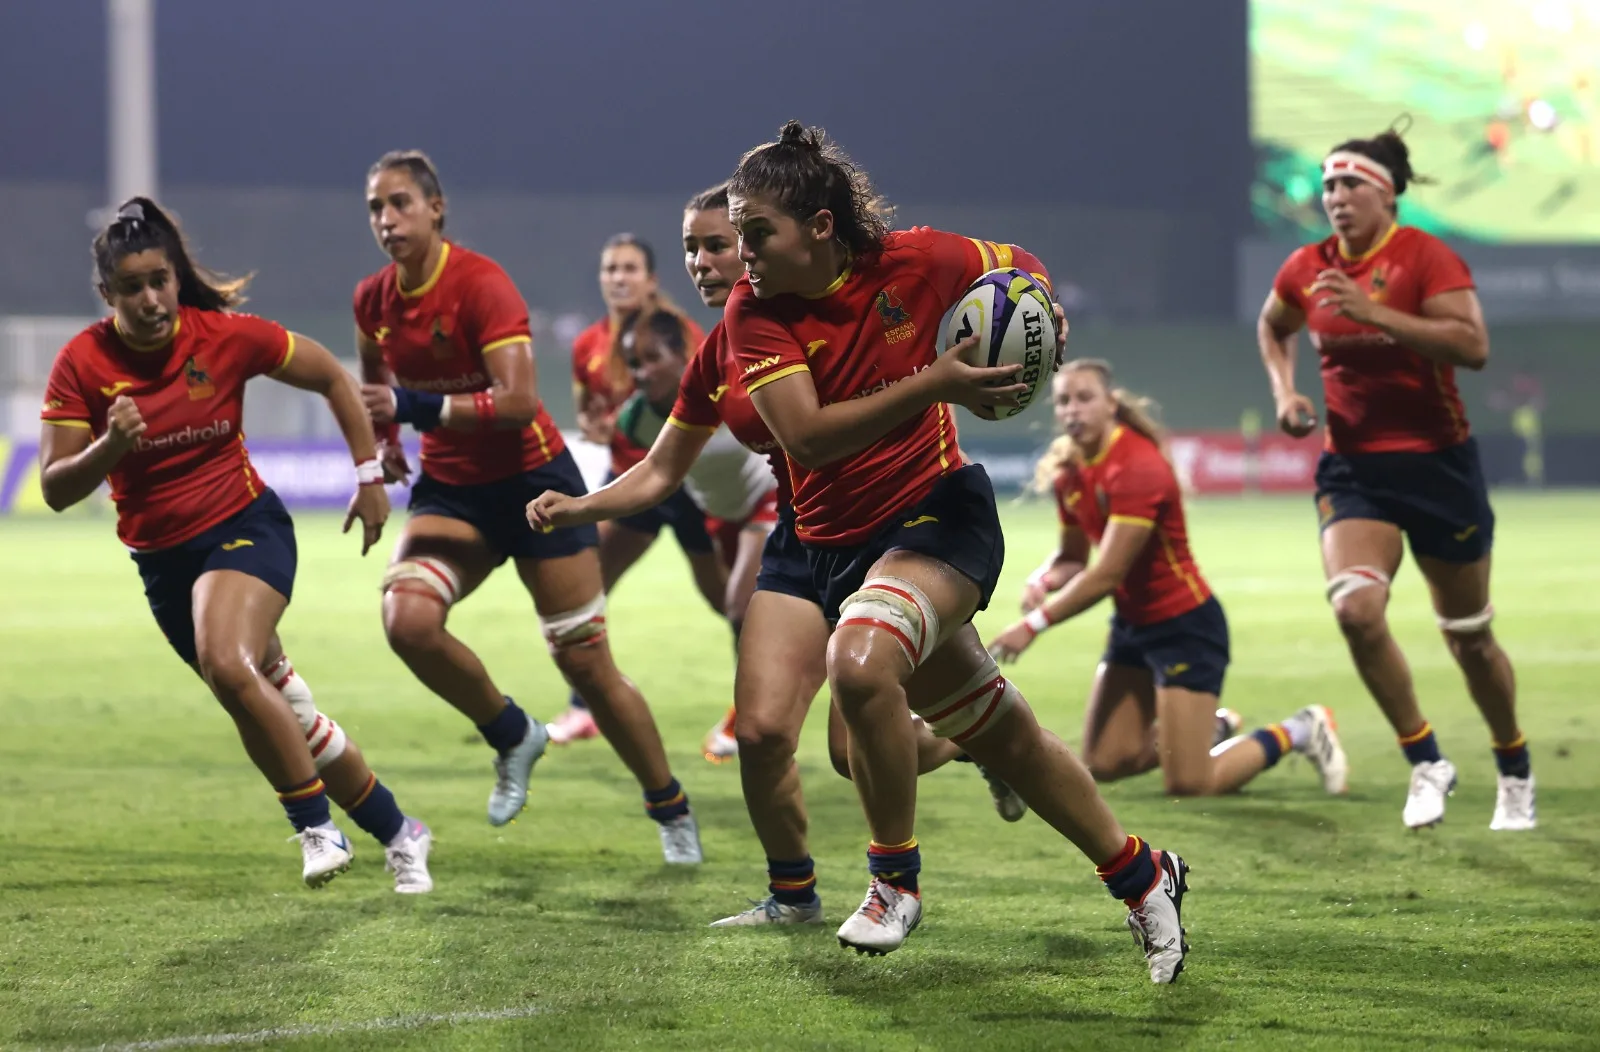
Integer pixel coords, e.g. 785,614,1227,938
92,197,250,310
1030,359,1168,494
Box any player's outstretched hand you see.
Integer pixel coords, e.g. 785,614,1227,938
987,621,1036,665
379,441,411,484
344,483,390,556
1275,391,1318,438
526,490,585,534
931,335,1028,413
105,396,147,451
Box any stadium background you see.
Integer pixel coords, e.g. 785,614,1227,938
4,4,1599,1049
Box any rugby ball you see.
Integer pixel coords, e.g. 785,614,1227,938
939,268,1059,420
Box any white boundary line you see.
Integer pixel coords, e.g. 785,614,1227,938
65,1005,542,1052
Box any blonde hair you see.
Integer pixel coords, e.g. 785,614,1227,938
1030,359,1167,494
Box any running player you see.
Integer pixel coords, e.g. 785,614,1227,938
527,182,1020,937
355,150,701,863
1257,127,1533,831
722,122,1188,979
40,198,432,892
548,235,722,746
987,360,1348,797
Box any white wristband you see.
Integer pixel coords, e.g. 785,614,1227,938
440,396,456,428
356,458,384,485
1024,607,1052,636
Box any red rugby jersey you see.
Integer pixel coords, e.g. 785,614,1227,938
727,229,1049,546
41,307,291,550
573,314,707,475
1053,425,1210,626
353,242,564,485
669,322,791,507
1272,225,1475,455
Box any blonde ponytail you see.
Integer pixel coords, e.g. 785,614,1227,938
1028,359,1168,495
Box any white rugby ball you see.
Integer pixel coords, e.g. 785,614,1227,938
939,267,1059,420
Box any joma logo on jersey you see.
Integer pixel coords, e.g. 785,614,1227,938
876,287,917,345
135,419,231,453
708,384,731,403
183,356,214,401
744,355,782,375
373,327,391,344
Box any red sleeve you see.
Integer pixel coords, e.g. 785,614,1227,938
41,345,93,428
461,261,533,353
1053,471,1079,527
1272,248,1310,311
352,276,380,341
1104,442,1173,526
669,327,725,430
227,313,295,377
726,283,809,393
921,229,1053,300
1416,235,1475,300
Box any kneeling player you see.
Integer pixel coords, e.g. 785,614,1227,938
989,361,1348,799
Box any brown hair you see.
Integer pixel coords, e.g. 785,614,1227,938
1330,116,1433,211
621,304,698,364
368,149,447,230
684,182,729,214
728,120,890,260
93,197,250,310
598,234,686,397
1031,359,1167,493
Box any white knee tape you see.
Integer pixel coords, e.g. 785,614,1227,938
266,656,347,771
381,556,462,606
911,652,1019,743
1326,566,1391,605
1438,604,1494,634
836,576,940,669
302,712,348,771
541,592,608,653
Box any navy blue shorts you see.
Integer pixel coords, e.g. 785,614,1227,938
754,506,817,603
606,470,715,556
804,464,1005,624
1103,596,1230,697
409,449,599,565
1315,438,1495,564
132,489,297,666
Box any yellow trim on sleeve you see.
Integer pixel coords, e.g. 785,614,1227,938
744,363,811,393
481,335,532,355
271,332,297,375
43,418,92,428
398,241,451,298
1030,271,1053,294
667,415,718,433
989,242,1014,269
969,238,995,270
1108,514,1155,528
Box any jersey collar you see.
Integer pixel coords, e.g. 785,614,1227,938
1338,222,1398,264
1082,424,1125,467
398,241,451,299
114,313,182,352
799,257,853,300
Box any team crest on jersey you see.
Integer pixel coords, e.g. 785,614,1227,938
1368,265,1389,303
183,356,214,401
430,315,456,359
876,286,917,345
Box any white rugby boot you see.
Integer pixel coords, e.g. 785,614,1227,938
1293,705,1349,794
659,811,704,865
711,895,825,927
1490,773,1537,831
1213,708,1243,747
1403,758,1458,829
384,819,434,894
488,717,550,827
292,824,353,889
836,878,922,956
1125,848,1190,984
975,762,1028,822
703,706,738,763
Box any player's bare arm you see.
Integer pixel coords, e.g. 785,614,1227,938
1310,273,1489,371
1021,525,1090,612
528,420,714,532
1257,291,1317,437
990,520,1151,663
38,399,144,512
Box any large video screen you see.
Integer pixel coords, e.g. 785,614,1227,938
1251,0,1600,242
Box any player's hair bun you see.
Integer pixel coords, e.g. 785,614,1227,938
778,120,821,152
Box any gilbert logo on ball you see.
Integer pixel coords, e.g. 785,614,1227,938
939,268,1058,420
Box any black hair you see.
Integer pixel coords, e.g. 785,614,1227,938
1330,116,1430,198
621,305,694,364
684,182,729,214
728,120,890,259
603,232,656,275
92,197,250,310
368,149,447,231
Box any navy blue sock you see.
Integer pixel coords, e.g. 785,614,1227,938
477,697,531,754
567,689,588,712
867,838,921,894
768,856,818,906
277,776,332,832
1399,722,1443,765
1493,735,1531,779
1098,835,1156,903
1250,725,1290,768
340,773,406,845
643,778,690,823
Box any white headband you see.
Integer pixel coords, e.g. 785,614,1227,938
1322,151,1394,193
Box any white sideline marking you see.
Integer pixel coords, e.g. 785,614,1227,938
76,1005,541,1051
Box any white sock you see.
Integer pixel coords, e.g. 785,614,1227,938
1282,713,1312,751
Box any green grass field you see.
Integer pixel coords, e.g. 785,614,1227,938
3,494,1598,1051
